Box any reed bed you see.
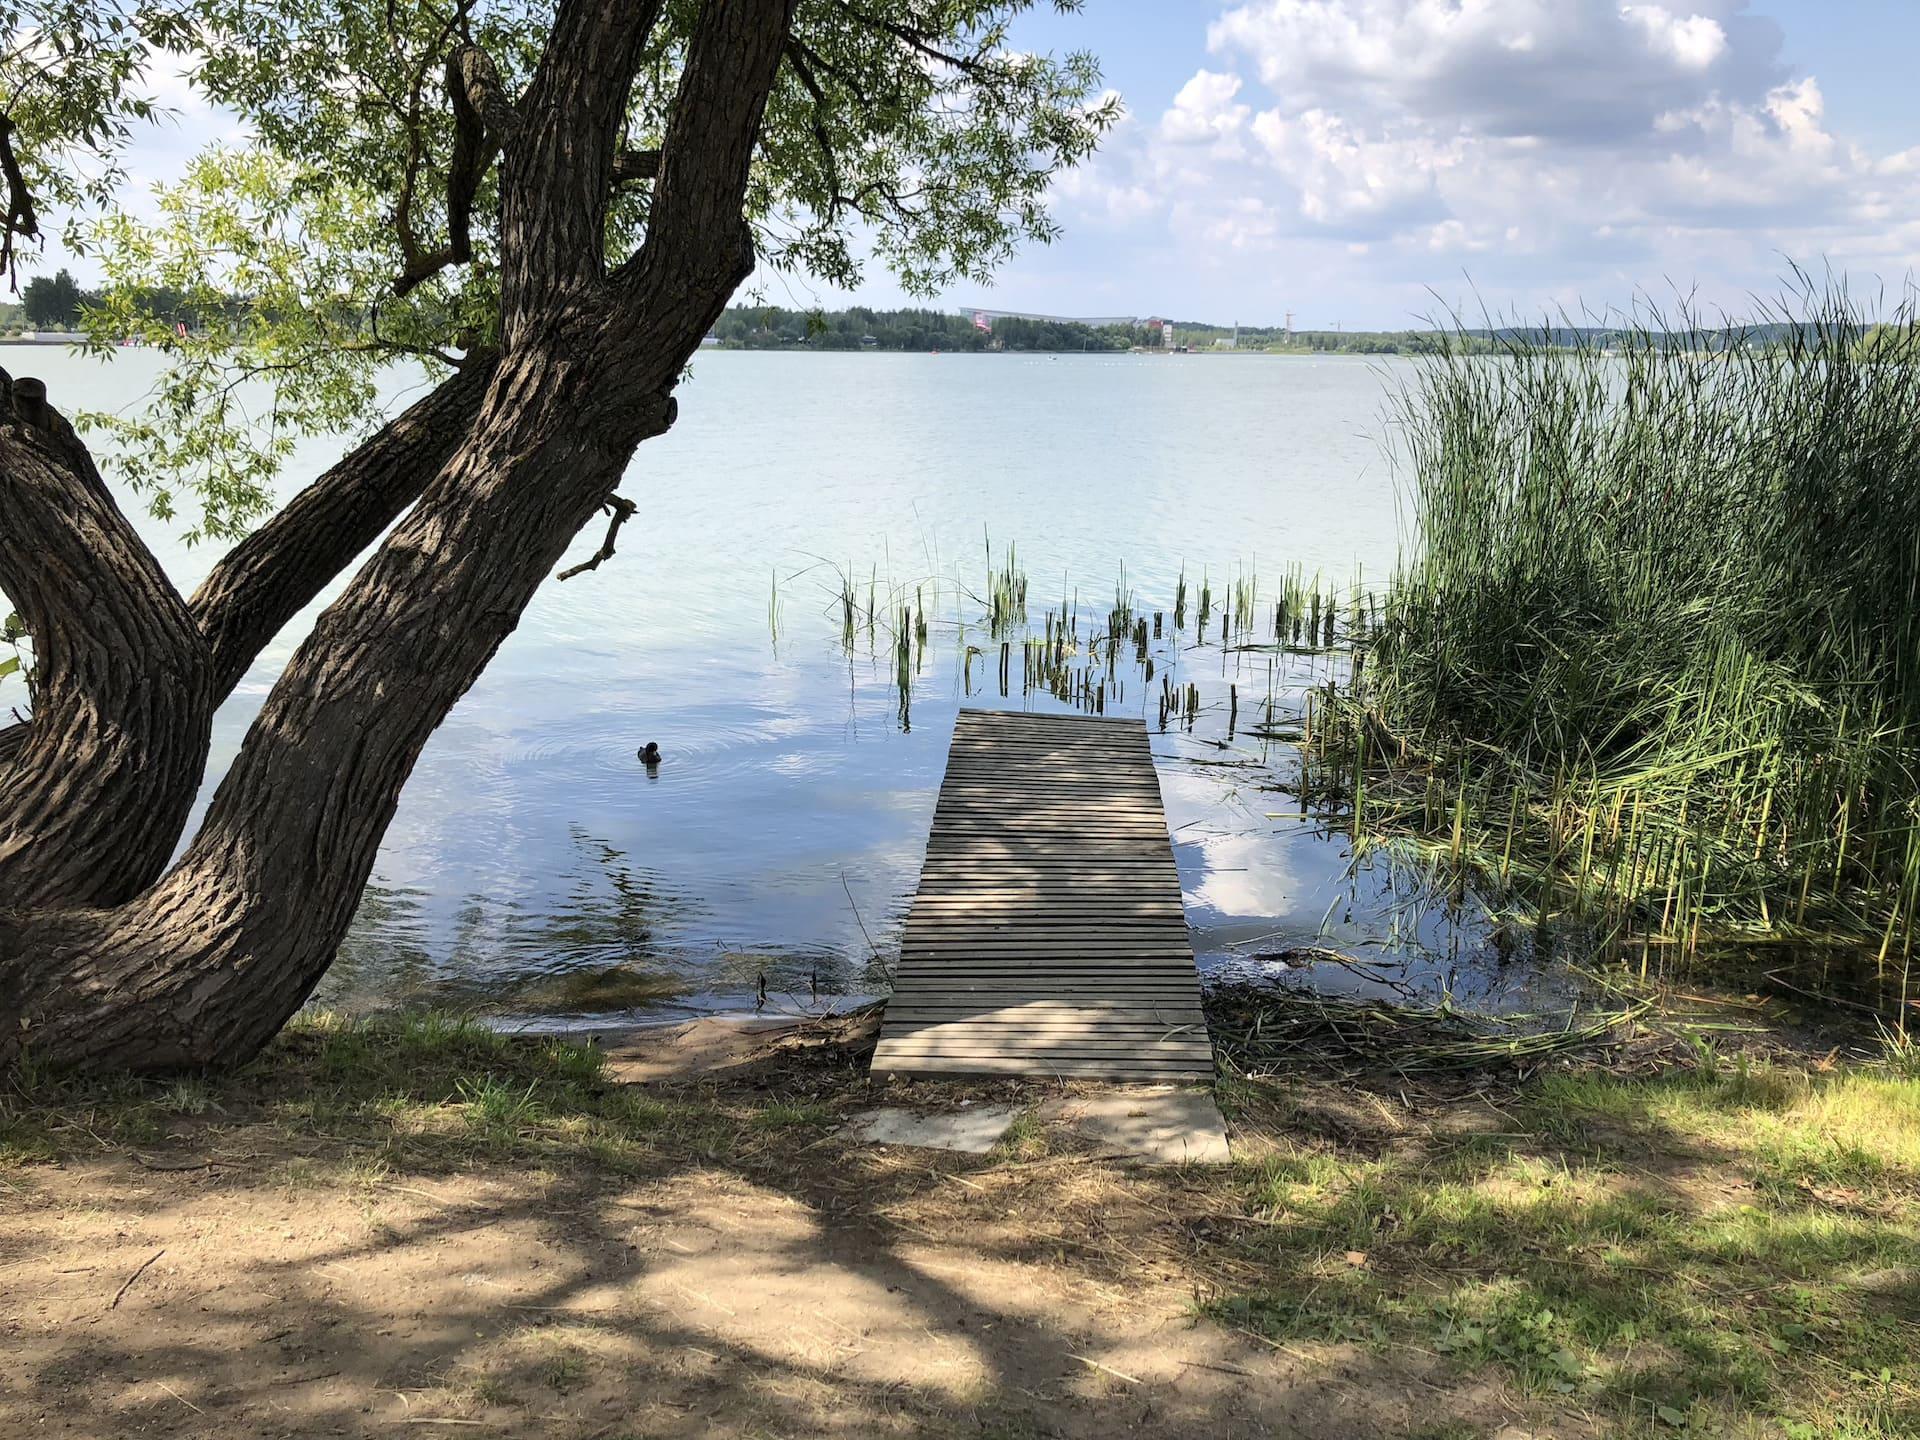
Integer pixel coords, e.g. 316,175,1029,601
1327,283,1920,1006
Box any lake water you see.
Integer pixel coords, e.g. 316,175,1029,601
5,347,1571,1023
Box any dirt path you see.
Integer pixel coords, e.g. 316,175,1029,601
1,1017,1534,1439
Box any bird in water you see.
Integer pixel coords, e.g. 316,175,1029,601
638,741,662,767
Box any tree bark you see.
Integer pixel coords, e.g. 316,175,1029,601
0,0,793,1071
0,374,213,909
188,352,499,699
0,352,498,769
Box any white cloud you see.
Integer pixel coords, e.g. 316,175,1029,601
1160,69,1250,146
1622,5,1728,71
1038,0,1920,320
1202,0,1782,142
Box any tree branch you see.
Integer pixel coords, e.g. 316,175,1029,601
394,43,518,296
612,147,660,184
611,0,793,315
0,357,498,777
555,493,637,579
189,353,498,695
0,116,39,287
832,1,1006,80
497,0,669,333
449,41,520,138
783,40,843,220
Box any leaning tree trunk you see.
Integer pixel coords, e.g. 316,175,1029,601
0,375,213,909
0,0,792,1071
190,351,500,700
0,350,497,916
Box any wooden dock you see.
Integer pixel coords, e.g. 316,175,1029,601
870,709,1213,1080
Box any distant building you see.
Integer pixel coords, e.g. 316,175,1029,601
959,306,1141,330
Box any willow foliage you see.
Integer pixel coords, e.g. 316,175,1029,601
54,0,1114,537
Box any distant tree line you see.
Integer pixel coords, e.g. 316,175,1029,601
18,269,97,329
713,309,1577,356
6,268,231,333
1169,320,1894,356
712,306,1146,352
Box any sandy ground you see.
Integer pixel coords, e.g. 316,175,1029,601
1,1017,1545,1439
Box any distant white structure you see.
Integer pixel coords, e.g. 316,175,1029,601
959,306,1140,329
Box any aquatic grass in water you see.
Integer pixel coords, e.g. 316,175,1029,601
984,534,1028,637
788,538,1588,1012
1341,280,1920,1009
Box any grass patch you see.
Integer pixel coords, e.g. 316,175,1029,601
8,1009,1915,1436
992,1106,1048,1162
1209,1057,1920,1437
0,1009,849,1180
751,1100,835,1130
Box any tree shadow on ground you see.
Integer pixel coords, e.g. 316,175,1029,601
7,1016,1918,1437
3,1015,1521,1440
1215,1057,1920,1437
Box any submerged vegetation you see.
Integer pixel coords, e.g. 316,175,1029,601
1307,284,1920,1010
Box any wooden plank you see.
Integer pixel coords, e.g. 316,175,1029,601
876,1058,1211,1078
897,947,1204,958
903,917,1190,931
872,709,1212,1083
879,1037,1208,1052
878,1035,1213,1053
880,1017,1208,1032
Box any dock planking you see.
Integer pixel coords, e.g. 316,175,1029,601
870,708,1213,1080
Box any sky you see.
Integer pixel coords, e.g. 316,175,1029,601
846,0,1920,328
64,0,1920,330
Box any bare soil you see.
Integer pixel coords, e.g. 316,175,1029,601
0,1014,1547,1440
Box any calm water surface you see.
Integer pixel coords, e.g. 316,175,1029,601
8,347,1568,1022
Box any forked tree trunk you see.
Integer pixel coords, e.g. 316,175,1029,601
0,0,791,1071
0,353,497,766
0,353,497,911
190,352,501,700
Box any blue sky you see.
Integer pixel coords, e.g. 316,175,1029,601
79,1,1920,330
819,0,1920,327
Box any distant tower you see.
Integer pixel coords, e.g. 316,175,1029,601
1284,310,1294,337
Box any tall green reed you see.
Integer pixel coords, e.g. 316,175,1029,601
1357,280,1920,991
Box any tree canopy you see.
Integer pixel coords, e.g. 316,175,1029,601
18,263,83,325
32,0,1115,539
